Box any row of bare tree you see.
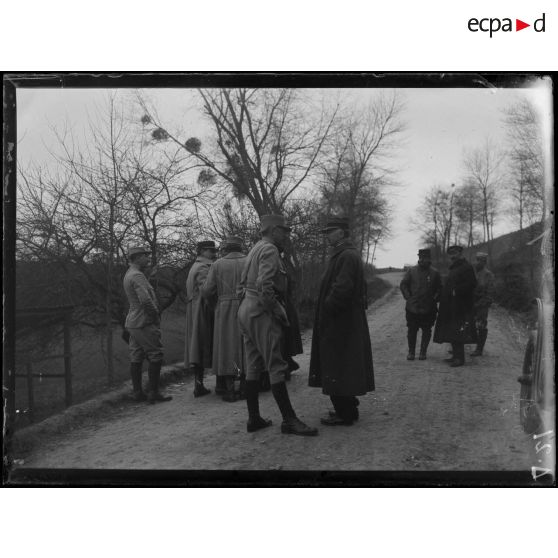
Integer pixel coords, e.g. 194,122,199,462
16,88,405,379
412,98,547,265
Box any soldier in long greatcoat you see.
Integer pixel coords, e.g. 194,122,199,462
237,214,318,436
309,217,375,426
471,251,495,357
201,236,246,402
433,245,477,367
184,240,217,397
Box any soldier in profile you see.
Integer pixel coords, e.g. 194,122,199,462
237,214,318,436
184,240,218,397
123,245,172,403
400,248,442,361
471,252,494,357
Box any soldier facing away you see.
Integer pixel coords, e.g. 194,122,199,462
123,246,172,403
201,236,247,402
433,245,477,367
400,248,442,360
237,214,318,436
309,217,375,426
471,251,495,357
184,240,218,397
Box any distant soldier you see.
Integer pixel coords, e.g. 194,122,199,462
309,217,375,426
123,246,172,403
471,252,494,357
185,240,218,397
201,236,247,402
400,248,442,360
433,245,477,367
238,214,318,436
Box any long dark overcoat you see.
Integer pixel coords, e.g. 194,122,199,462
433,257,478,344
309,240,375,396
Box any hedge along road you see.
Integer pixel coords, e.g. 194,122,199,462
14,272,535,472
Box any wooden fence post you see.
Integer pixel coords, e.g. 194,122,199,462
25,362,35,423
64,311,73,407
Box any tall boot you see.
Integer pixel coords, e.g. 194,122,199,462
471,329,488,356
147,361,172,403
245,379,272,432
215,375,227,395
407,328,418,360
450,343,465,367
222,376,237,402
271,381,318,436
418,329,432,360
130,362,146,401
193,365,211,398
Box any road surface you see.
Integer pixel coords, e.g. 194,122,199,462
14,272,536,472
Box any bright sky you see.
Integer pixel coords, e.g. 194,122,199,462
16,80,552,267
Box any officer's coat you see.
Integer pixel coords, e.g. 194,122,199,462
433,257,478,344
201,251,246,376
309,240,375,396
123,266,160,328
237,239,289,376
400,265,442,316
184,256,214,368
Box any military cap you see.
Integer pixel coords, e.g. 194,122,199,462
223,235,243,249
260,214,292,232
197,240,218,251
128,245,151,258
320,216,350,233
418,248,431,258
447,245,463,254
476,251,488,259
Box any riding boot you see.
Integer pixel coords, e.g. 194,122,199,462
130,362,146,401
450,343,465,367
407,327,418,360
271,381,318,436
193,365,211,398
259,370,271,392
147,361,172,403
222,376,237,402
418,329,432,360
237,373,247,400
245,379,272,432
215,375,227,395
471,329,488,356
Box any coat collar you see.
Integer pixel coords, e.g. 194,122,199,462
196,255,214,265
223,252,245,260
330,239,356,258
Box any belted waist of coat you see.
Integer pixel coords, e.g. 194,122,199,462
218,293,240,301
243,289,260,298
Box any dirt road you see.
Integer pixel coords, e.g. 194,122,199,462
14,272,535,472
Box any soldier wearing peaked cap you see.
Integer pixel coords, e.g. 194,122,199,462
309,217,375,426
237,214,318,436
123,245,172,403
471,251,494,357
400,248,442,360
185,240,218,397
433,245,477,367
201,236,247,402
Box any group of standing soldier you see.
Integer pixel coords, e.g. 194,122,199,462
400,246,494,367
122,214,494,438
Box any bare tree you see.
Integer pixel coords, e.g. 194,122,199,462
17,95,200,381
140,88,338,216
318,92,405,259
503,98,546,228
462,138,505,261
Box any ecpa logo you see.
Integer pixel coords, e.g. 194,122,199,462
468,12,546,37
